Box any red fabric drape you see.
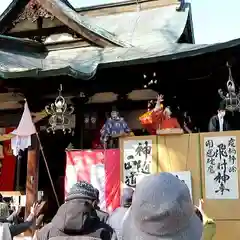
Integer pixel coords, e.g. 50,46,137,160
65,149,120,212
0,128,16,191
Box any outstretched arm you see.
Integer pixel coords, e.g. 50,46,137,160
7,211,18,223
9,213,35,237
10,202,41,237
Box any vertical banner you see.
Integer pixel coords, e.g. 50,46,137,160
123,139,152,188
0,128,16,191
204,136,238,199
91,163,106,210
65,149,120,212
171,171,193,199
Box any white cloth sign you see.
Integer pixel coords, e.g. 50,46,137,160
123,139,152,188
204,136,239,199
136,174,146,185
136,171,192,199
11,102,36,156
11,135,31,156
171,171,193,198
90,164,106,211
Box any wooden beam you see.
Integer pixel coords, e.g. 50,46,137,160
24,134,39,237
0,34,46,53
8,26,93,49
9,25,71,36
1,191,24,196
78,0,179,17
37,0,131,47
45,40,92,51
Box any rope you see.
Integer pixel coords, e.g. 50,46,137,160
184,133,191,170
163,133,191,172
36,132,60,207
163,136,172,171
197,133,203,198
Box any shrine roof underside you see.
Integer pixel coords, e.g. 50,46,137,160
0,0,238,79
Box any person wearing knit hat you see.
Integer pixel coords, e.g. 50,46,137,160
35,181,116,240
65,181,97,201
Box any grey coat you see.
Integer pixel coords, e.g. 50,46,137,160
34,199,117,240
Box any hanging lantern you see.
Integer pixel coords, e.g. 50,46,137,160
45,84,74,134
218,62,240,112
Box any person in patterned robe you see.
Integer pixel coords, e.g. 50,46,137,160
100,109,131,148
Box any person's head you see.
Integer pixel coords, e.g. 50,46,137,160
111,111,119,120
164,106,172,117
121,188,134,208
111,106,120,120
218,103,226,117
217,108,226,118
0,202,9,220
66,181,96,204
122,172,203,240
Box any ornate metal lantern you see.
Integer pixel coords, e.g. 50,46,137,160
45,85,74,134
218,62,240,112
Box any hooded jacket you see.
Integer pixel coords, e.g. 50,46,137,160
95,206,109,223
34,199,116,240
107,188,133,240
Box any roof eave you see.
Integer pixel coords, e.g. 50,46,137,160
0,34,47,53
0,0,30,34
76,0,178,11
76,0,179,16
38,0,131,47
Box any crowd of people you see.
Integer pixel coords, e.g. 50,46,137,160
0,197,40,239
0,172,216,240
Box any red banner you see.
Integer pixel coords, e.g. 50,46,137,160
65,149,120,212
0,128,16,191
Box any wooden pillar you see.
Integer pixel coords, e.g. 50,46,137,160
24,134,39,237
15,155,21,190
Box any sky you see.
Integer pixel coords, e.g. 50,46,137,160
1,0,240,44
191,0,240,44
0,0,12,15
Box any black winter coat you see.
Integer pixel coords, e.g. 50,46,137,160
34,199,116,240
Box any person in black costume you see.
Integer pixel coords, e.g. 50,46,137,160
208,104,230,132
